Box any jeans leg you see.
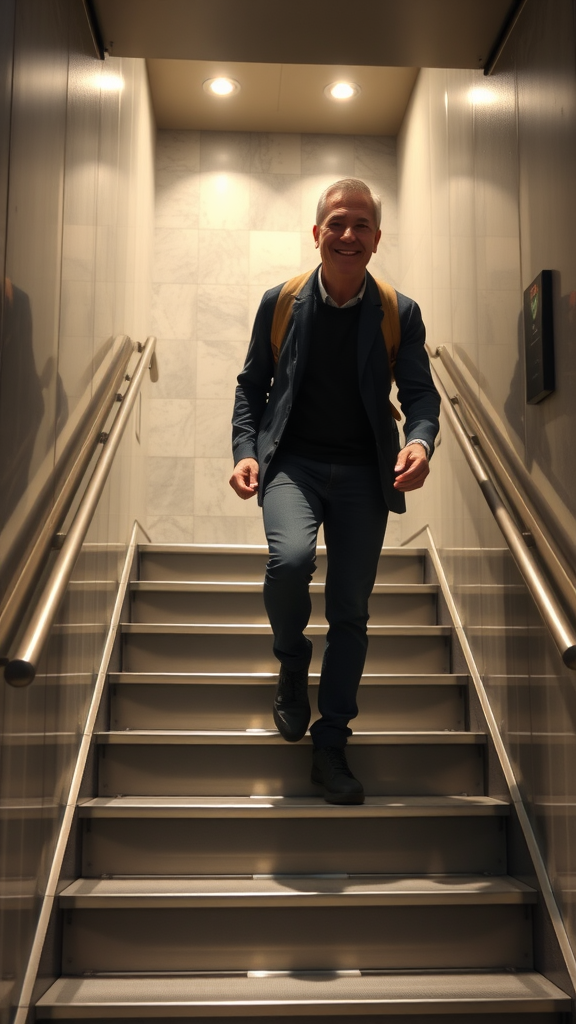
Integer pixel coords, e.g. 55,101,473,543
262,457,325,670
310,464,388,749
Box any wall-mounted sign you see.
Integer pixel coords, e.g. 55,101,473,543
523,270,555,404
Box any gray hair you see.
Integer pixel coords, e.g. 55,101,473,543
316,178,382,230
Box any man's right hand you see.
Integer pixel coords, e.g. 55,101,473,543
229,458,259,499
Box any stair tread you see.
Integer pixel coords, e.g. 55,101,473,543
36,970,571,1014
120,622,450,635
96,729,486,746
60,873,536,908
79,794,509,817
138,544,427,556
130,581,439,593
109,672,467,685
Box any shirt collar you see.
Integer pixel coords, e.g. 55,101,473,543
317,267,367,308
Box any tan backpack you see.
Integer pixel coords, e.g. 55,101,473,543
270,270,402,421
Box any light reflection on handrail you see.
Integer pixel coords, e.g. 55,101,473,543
4,336,157,687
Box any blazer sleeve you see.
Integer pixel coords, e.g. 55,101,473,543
394,292,441,457
231,285,280,465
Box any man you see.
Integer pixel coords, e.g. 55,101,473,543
230,178,440,805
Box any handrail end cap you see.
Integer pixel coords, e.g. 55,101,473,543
5,659,36,687
562,645,576,671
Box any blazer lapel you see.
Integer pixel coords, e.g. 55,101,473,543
357,273,384,379
290,269,318,391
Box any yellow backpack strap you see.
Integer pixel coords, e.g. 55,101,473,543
375,278,402,422
270,269,315,365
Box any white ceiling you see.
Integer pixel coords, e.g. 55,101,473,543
92,0,516,135
147,61,419,135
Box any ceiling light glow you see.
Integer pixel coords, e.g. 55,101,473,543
93,72,124,93
325,81,360,101
203,77,240,97
468,86,496,106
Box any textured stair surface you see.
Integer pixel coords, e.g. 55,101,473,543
35,972,570,1019
37,544,570,1020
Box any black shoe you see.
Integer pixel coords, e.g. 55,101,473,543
273,664,311,742
311,746,365,805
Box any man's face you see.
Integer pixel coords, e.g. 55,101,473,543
313,191,381,282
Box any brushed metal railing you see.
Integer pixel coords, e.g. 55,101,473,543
3,335,157,686
430,348,576,670
0,335,134,662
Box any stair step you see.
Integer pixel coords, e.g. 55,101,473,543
138,544,427,584
129,583,438,626
120,627,451,674
79,796,509,876
79,794,508,818
96,732,486,798
59,904,533,972
35,970,571,1018
109,673,466,731
109,672,467,686
131,582,439,593
121,623,449,635
96,730,484,746
60,874,535,909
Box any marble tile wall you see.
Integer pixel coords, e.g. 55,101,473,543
396,0,576,969
148,131,401,544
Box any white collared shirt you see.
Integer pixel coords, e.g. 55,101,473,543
317,267,366,308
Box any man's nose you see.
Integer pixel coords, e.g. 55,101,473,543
341,226,355,241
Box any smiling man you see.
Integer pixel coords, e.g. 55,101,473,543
230,178,440,804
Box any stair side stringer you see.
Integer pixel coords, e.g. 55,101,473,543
409,523,576,1015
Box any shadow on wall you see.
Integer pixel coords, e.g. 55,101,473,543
0,277,69,590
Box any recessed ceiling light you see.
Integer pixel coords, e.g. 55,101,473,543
325,81,360,101
203,77,240,97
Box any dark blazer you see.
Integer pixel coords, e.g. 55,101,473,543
232,269,440,515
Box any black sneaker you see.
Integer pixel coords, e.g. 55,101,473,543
272,664,311,742
311,746,365,805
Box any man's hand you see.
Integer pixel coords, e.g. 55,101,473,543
229,458,259,499
393,443,430,492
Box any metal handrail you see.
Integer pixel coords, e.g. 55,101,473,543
4,335,157,687
435,344,576,575
431,367,576,670
0,335,134,661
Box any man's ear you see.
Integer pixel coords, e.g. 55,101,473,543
312,224,320,248
373,229,382,254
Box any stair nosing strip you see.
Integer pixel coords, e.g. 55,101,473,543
78,794,509,818
120,623,451,635
108,672,467,685
95,729,486,745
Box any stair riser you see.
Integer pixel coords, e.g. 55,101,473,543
121,634,450,675
110,683,466,732
138,553,425,585
61,905,533,973
82,816,507,876
97,744,485,798
129,592,437,626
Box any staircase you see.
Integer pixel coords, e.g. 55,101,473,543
36,543,570,1020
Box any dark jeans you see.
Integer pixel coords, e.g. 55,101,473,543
262,454,388,748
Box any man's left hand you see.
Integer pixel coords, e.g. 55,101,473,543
393,443,430,492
